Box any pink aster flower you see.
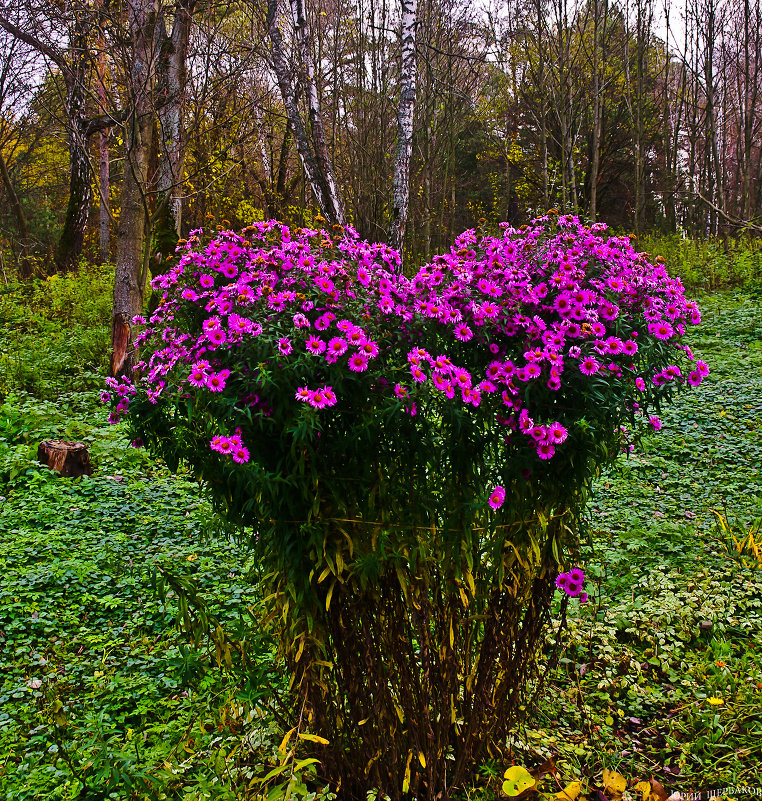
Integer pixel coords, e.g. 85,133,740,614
649,415,662,431
648,321,674,340
327,337,348,357
207,329,227,347
529,424,547,442
454,323,473,341
635,376,646,391
360,341,379,358
309,390,328,409
188,367,207,387
346,328,367,347
448,368,469,390
488,485,506,510
579,357,601,376
216,436,233,453
349,353,369,372
696,360,709,376
306,336,327,355
320,387,337,406
547,422,568,444
314,314,333,331
411,366,427,383
295,386,313,402
569,567,585,583
394,384,409,399
232,446,250,464
206,372,228,392
536,441,556,459
278,337,293,355
432,373,448,391
687,370,703,386
605,337,623,354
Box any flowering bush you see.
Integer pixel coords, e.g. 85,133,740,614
108,213,705,799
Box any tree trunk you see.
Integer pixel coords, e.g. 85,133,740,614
266,0,345,225
0,144,32,278
111,0,157,377
95,3,111,263
153,0,195,261
55,15,92,272
389,0,417,255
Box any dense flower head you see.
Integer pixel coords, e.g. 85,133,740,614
556,567,588,601
105,215,706,506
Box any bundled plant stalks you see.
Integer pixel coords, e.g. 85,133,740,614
106,214,706,799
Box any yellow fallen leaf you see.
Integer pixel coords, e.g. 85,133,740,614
602,768,627,797
635,780,652,800
557,781,582,801
502,765,537,797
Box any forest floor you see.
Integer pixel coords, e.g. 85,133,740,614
0,288,760,800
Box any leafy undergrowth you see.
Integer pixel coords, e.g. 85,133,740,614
1,290,761,799
508,291,762,794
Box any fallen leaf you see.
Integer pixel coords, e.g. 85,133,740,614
502,765,537,797
557,781,583,801
602,769,627,798
634,781,651,800
650,779,668,801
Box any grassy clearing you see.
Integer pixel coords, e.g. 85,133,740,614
1,287,761,798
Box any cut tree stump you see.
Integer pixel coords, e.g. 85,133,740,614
37,440,93,478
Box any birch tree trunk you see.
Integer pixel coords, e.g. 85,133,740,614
389,0,417,255
111,0,157,377
266,0,345,225
289,0,344,225
153,0,196,260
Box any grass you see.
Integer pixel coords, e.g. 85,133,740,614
1,278,761,798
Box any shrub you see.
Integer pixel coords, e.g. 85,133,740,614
109,214,706,799
0,263,112,397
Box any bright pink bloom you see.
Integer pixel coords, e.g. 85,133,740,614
488,485,506,510
536,442,556,459
579,357,601,375
327,337,348,357
349,354,369,372
306,336,327,354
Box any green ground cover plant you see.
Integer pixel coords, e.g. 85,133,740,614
0,274,760,799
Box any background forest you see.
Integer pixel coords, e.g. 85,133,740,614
1,0,761,283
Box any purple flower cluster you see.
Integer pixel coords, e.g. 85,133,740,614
102,375,137,424
555,567,588,602
210,431,250,463
106,214,706,482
